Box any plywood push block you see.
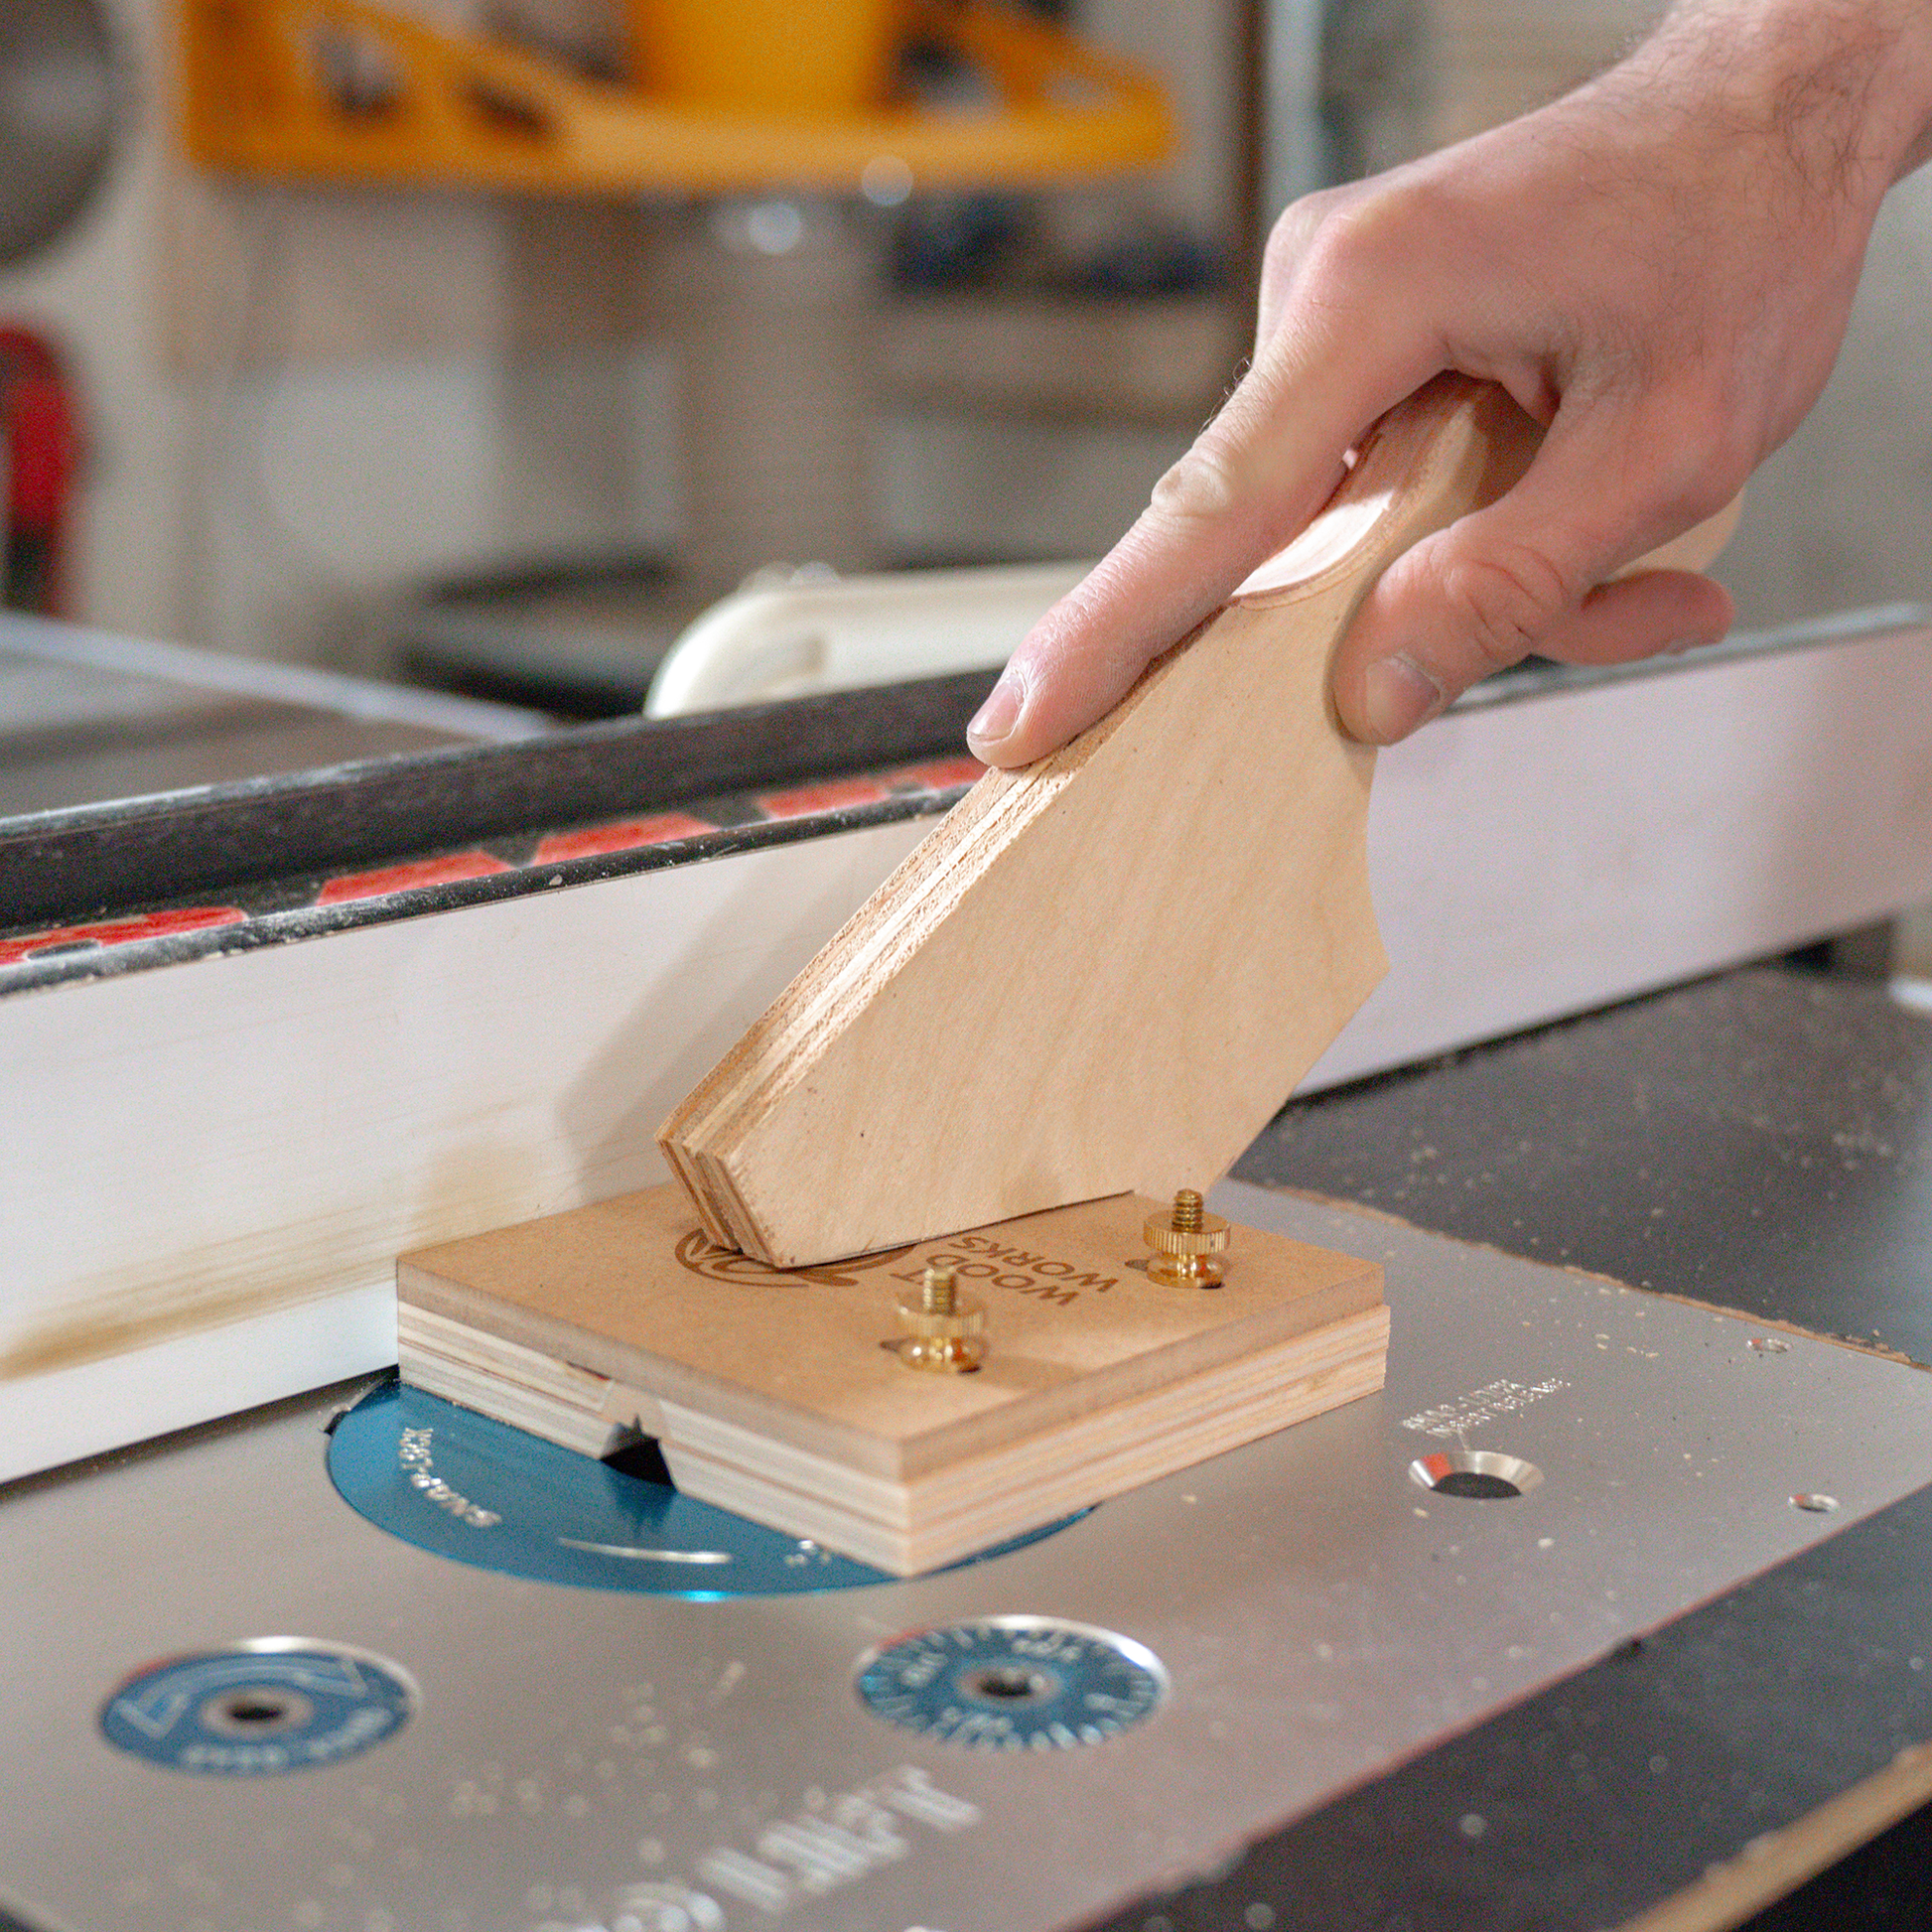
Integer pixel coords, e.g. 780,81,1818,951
399,377,1554,1572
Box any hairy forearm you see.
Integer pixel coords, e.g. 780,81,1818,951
1632,0,1932,193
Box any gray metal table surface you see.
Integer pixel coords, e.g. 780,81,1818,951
1204,961,1932,1932
0,614,548,818
7,964,1932,1932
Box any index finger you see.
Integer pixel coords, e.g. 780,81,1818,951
967,310,1440,768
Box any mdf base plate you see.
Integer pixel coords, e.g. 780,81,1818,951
396,1184,1387,1574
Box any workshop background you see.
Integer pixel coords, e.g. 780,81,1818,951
5,0,1932,1008
10,0,1932,682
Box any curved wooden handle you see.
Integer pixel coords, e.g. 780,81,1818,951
1236,376,1741,606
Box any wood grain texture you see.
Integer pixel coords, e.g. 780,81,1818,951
1614,1741,1932,1932
397,1182,1386,1573
660,375,1546,1265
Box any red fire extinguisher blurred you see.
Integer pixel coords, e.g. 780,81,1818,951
0,328,81,619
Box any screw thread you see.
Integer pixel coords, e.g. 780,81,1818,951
1172,1189,1204,1233
921,1264,957,1315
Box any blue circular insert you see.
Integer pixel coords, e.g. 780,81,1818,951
100,1641,414,1775
855,1616,1167,1747
329,1379,1075,1596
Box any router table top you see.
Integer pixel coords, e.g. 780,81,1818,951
1187,961,1932,1932
6,962,1932,1932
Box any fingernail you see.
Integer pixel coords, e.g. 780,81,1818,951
1361,655,1448,744
968,672,1023,750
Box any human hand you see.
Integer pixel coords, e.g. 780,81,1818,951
968,0,1932,764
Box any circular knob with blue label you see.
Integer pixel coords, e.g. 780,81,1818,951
99,1640,415,1775
855,1616,1166,1748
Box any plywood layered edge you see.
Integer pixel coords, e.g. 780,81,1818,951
396,1183,1388,1574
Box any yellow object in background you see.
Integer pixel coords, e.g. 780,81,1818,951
179,0,1174,197
629,0,908,119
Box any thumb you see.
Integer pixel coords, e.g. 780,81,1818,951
1332,405,1734,744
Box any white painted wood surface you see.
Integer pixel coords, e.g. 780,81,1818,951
1306,622,1932,1087
6,618,1931,1480
0,822,930,1479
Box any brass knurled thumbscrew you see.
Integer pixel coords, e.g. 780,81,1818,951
1144,1189,1230,1288
896,1263,988,1372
